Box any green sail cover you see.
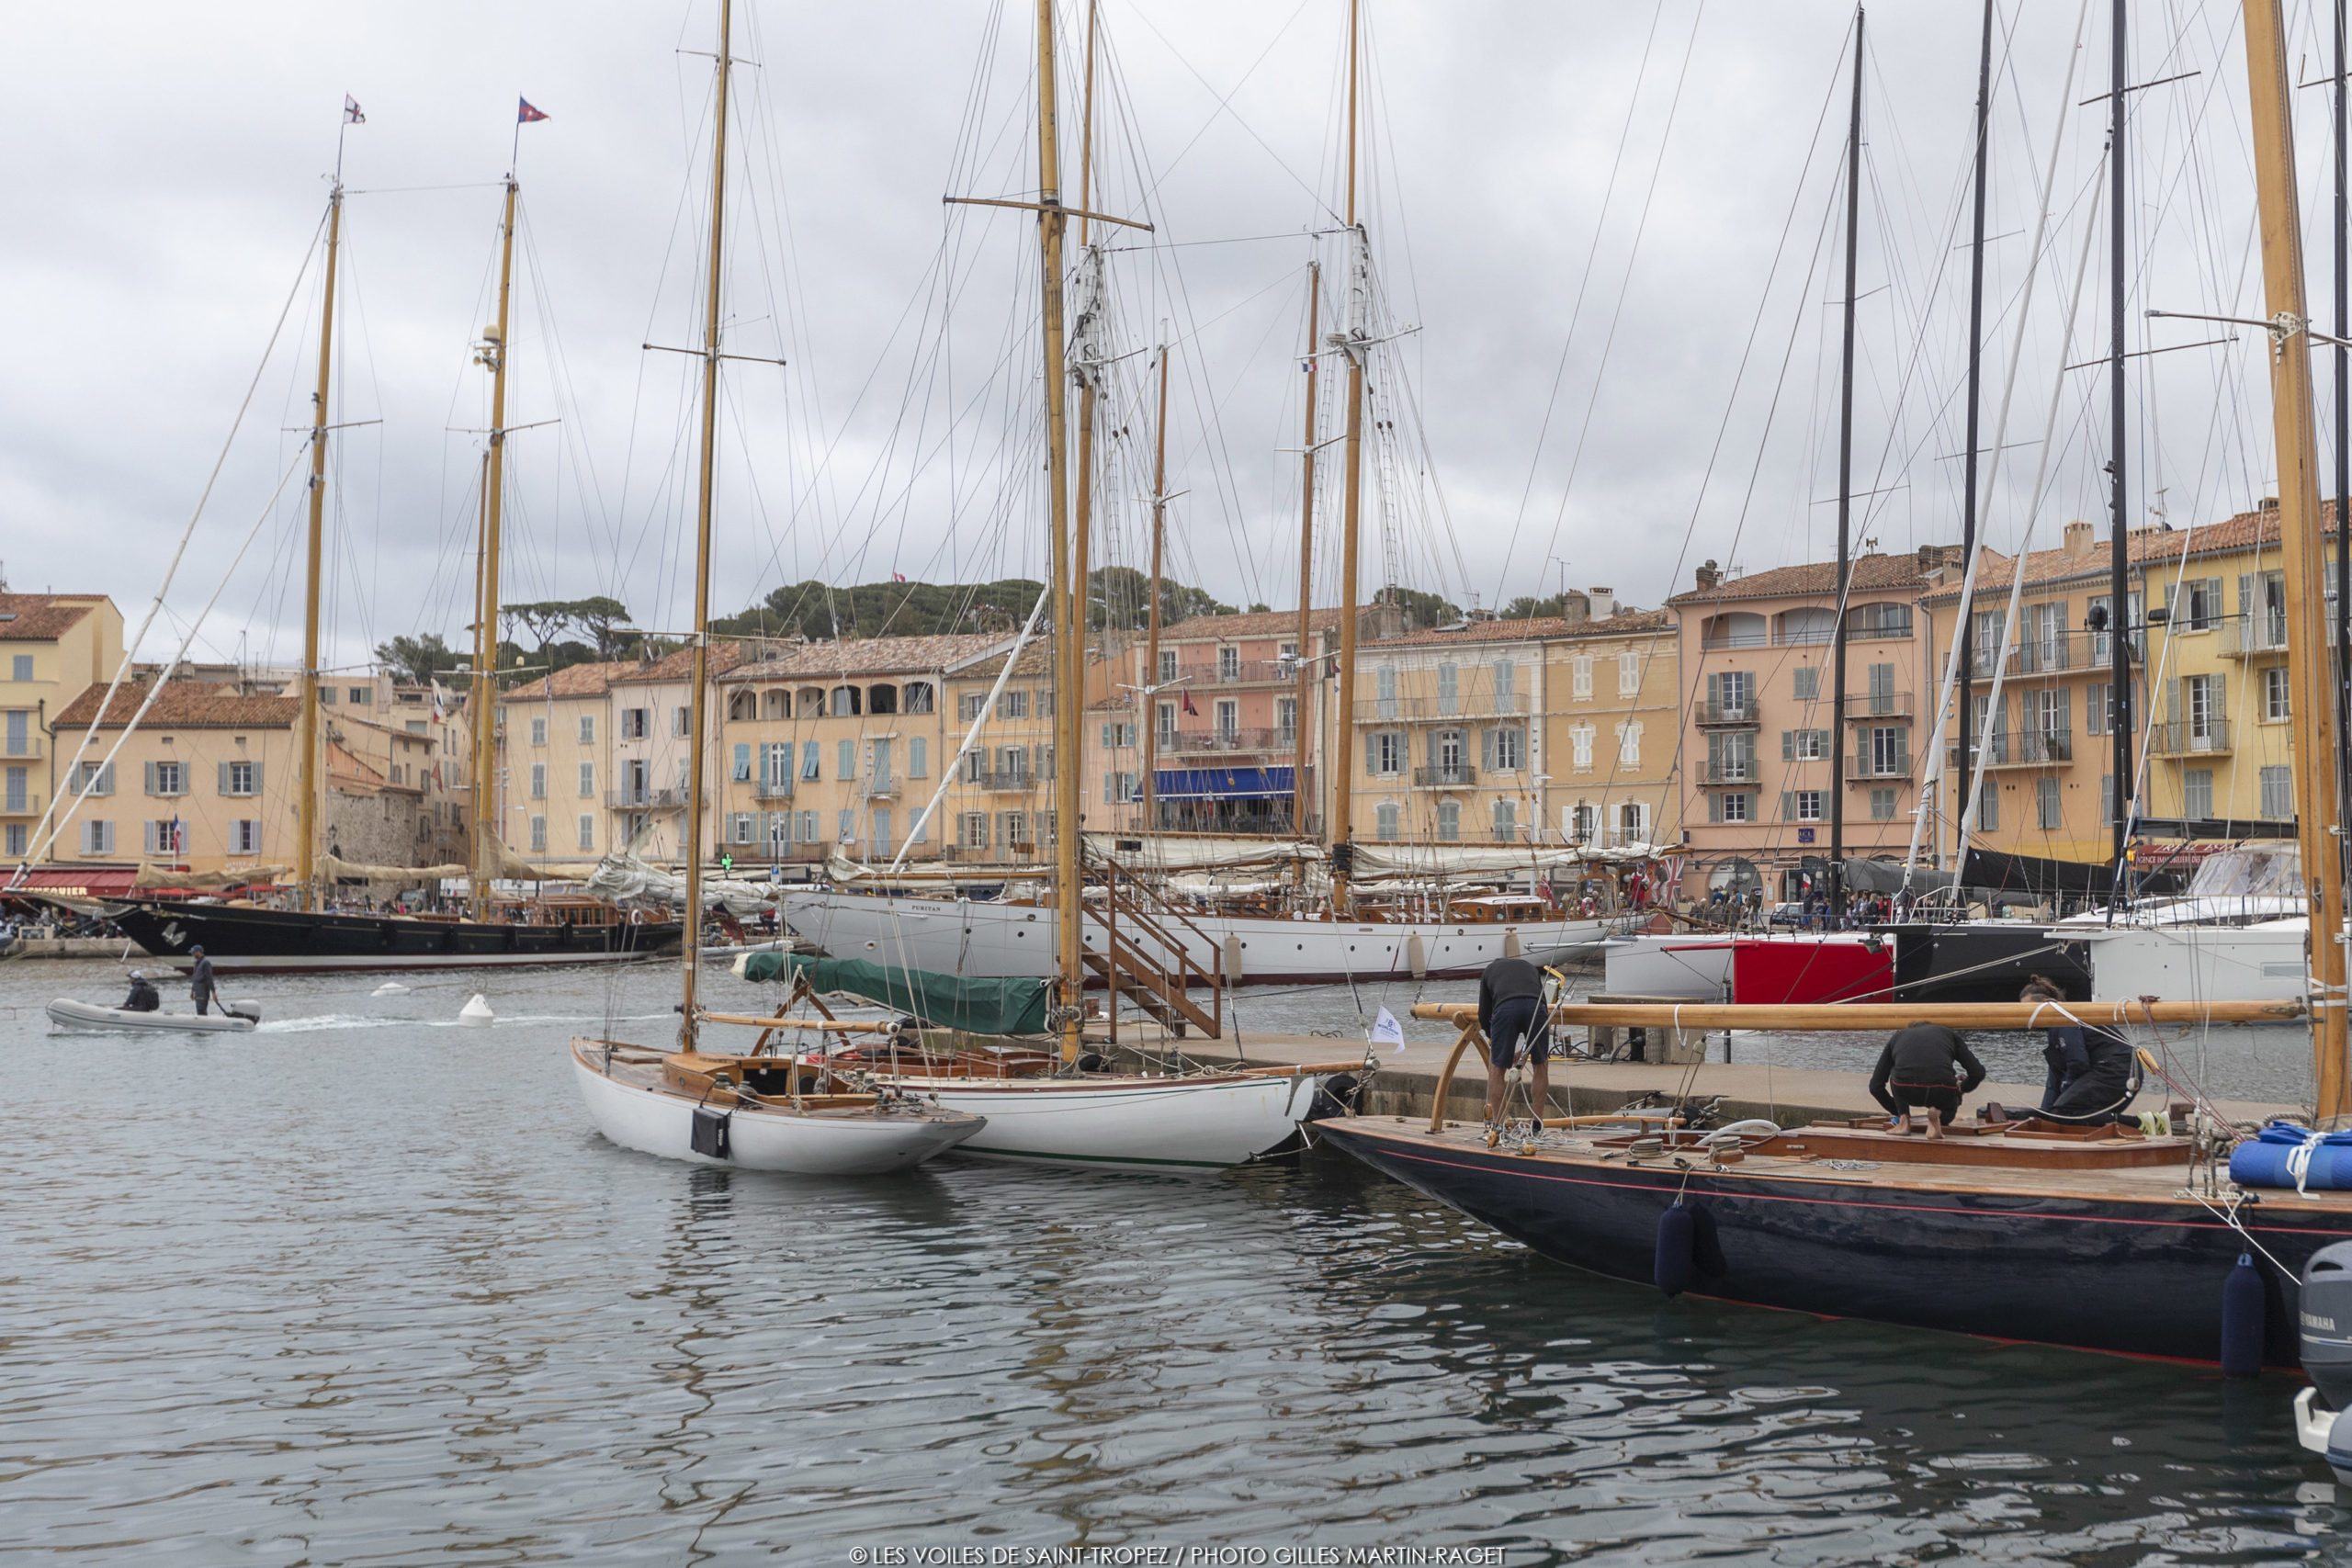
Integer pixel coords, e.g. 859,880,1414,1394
740,951,1050,1035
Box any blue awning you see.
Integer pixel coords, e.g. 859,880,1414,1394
1156,766,1294,800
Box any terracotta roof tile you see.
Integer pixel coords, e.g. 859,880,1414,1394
723,632,1011,682
1159,607,1346,640
1919,504,2344,605
53,679,297,730
609,642,749,686
0,593,105,641
1667,553,1931,606
497,660,639,702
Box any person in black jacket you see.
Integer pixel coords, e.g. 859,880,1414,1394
1867,1021,1986,1139
121,971,161,1013
1477,954,1553,1122
188,946,216,1016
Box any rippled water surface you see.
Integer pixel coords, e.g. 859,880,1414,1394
2,957,2345,1564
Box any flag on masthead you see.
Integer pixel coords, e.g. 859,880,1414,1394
517,98,549,124
344,95,366,124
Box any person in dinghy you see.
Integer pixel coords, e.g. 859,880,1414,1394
121,971,161,1013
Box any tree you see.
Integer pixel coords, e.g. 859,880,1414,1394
503,600,577,653
1379,584,1462,631
571,596,635,658
375,633,466,684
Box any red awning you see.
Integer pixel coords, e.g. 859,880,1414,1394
10,868,141,897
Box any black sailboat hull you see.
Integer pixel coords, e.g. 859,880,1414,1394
1317,1119,2352,1367
1884,923,2096,1003
110,899,683,975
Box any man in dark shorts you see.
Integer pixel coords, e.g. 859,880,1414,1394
1867,1020,1986,1139
1477,954,1553,1122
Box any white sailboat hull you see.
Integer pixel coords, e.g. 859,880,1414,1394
45,998,259,1033
1599,935,1738,998
894,1070,1327,1170
570,1045,983,1175
781,889,1611,985
2084,923,2312,1006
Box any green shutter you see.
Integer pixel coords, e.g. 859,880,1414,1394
1781,730,1794,761
1781,791,1794,821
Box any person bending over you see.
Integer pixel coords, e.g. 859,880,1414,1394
121,971,160,1013
1477,954,1553,1123
1869,1021,1985,1140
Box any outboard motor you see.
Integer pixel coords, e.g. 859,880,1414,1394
2295,1241,2352,1479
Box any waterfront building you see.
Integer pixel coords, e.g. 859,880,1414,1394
1665,549,1947,901
45,679,298,876
496,660,635,872
2,592,124,861
1348,615,1558,849
937,639,1059,863
1541,593,1681,851
1125,607,1343,838
605,645,744,864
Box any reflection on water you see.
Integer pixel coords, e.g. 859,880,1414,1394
0,958,2342,1562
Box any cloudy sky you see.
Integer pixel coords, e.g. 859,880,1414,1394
1,1,2335,673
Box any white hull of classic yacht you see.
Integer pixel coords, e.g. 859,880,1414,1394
2084,921,2312,1007
1599,935,1737,998
888,1068,1329,1171
782,888,1610,985
571,1040,984,1176
45,998,259,1033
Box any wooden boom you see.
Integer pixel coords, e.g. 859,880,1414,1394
1410,999,2304,1031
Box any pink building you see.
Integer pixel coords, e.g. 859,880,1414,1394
1666,548,1952,904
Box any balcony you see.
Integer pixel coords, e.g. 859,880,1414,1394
1953,728,2072,770
0,735,42,760
605,787,690,811
1173,658,1297,686
1160,726,1288,754
1849,753,1915,780
2221,614,2290,659
1353,694,1530,722
748,776,797,800
1841,691,1915,721
1702,761,1758,785
1411,764,1478,789
1970,631,2104,682
2147,719,2233,757
973,770,1047,792
1696,699,1759,728
0,791,37,817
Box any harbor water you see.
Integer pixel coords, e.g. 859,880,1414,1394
2,956,2342,1563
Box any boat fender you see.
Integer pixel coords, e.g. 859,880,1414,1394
1076,1052,1113,1074
1654,1202,1696,1298
1308,1073,1362,1122
2220,1252,2266,1378
689,1105,732,1161
1690,1203,1728,1280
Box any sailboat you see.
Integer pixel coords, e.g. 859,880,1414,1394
108,152,684,976
782,0,1616,989
1319,0,2352,1369
570,0,983,1176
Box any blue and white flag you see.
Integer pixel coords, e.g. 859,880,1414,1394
1371,1007,1407,1053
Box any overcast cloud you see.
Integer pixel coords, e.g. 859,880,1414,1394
0,2,2333,674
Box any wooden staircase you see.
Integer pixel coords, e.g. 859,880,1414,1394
1081,855,1223,1039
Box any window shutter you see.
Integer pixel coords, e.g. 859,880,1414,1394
1781,791,1793,822
143,761,157,795
1781,730,1794,761
2165,677,2181,727
142,820,158,854
1707,792,1723,825
248,762,260,796
218,761,231,795
1893,730,1909,773
1480,728,1495,771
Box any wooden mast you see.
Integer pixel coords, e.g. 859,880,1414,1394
1037,0,1083,1066
1293,262,1321,849
1328,0,1364,913
1143,343,1170,833
1827,7,1862,918
470,175,520,919
1069,0,1101,818
678,0,734,1050
469,449,489,891
296,183,344,910
2242,0,2352,1119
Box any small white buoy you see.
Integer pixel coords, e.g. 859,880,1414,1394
372,981,412,997
458,994,495,1026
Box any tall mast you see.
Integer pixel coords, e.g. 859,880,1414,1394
1293,261,1322,846
2335,0,2351,852
1143,344,1170,833
1329,0,1365,912
1828,7,1863,917
2241,0,2352,1119
1037,0,1083,1066
677,0,733,1050
1068,0,1102,797
470,175,520,919
2107,0,2135,874
295,183,344,910
1954,0,1993,867
470,449,489,885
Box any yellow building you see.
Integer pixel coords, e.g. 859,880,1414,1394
1542,600,1680,849
938,640,1060,863
1349,617,1555,847
46,679,298,875
715,634,1009,867
495,660,635,871
4,591,124,860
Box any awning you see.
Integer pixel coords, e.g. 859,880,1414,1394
1155,766,1294,801
8,868,141,898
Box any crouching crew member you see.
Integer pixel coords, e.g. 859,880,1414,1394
1869,1020,1986,1140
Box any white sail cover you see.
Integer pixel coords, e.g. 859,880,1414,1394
1082,833,1324,872
585,850,779,916
1345,841,1668,879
